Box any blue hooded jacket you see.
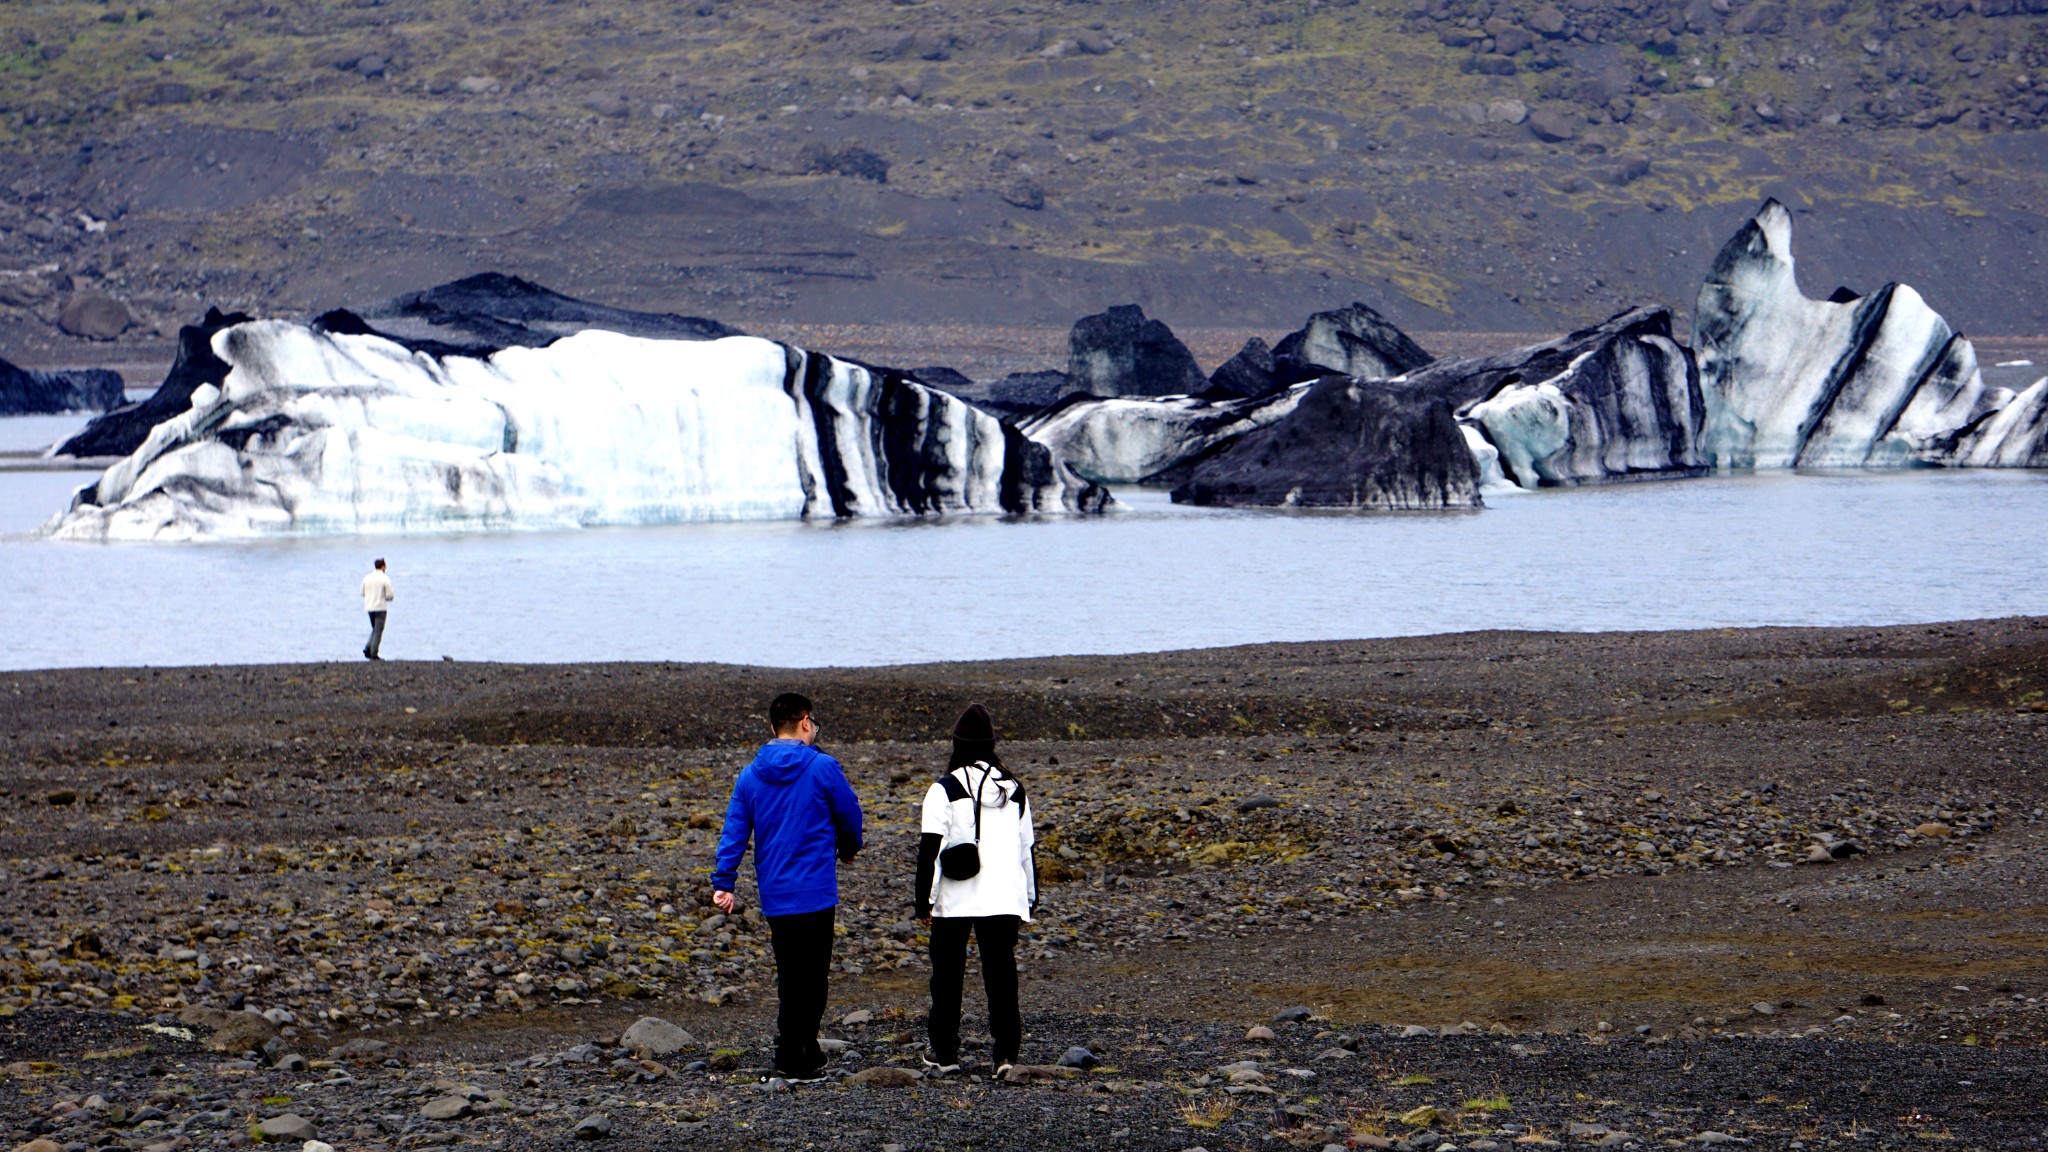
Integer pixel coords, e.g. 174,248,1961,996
712,740,864,918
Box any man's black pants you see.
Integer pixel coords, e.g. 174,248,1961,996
364,611,387,659
766,906,835,1076
927,914,1021,1066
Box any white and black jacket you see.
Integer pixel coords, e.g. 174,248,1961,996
915,762,1037,921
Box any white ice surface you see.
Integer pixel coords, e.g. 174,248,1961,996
47,324,1062,541
1695,202,1988,469
1017,387,1305,484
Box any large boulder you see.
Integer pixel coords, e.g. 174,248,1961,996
0,355,124,416
57,292,134,341
1065,304,1208,398
1171,378,1481,510
620,1016,695,1058
1693,199,1988,469
1271,302,1433,383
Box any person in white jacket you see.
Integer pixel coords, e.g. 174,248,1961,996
359,558,394,660
915,703,1036,1076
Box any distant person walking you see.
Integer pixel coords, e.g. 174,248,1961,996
916,703,1037,1077
711,692,865,1081
360,558,395,660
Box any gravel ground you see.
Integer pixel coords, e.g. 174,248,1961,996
2,618,2046,1150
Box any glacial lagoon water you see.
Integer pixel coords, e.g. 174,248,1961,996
5,460,2048,671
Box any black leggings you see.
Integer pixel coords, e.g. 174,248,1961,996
927,914,1021,1065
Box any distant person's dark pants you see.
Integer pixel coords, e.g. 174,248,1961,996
766,906,836,1076
927,914,1021,1066
364,611,386,659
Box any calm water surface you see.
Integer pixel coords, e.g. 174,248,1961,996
3,467,2047,670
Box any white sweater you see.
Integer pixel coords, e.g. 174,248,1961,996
921,763,1036,920
361,571,395,612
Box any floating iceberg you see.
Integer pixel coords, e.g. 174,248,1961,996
1015,388,1308,485
48,322,1102,542
1165,308,1700,509
1694,199,1991,469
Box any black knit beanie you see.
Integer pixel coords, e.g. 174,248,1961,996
949,703,997,768
952,703,995,742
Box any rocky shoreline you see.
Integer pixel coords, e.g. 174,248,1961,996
3,619,2046,1149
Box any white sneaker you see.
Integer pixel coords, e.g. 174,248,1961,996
920,1050,961,1076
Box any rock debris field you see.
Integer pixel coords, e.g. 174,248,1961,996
2,619,2047,1150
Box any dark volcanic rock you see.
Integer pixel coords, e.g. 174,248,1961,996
1066,304,1208,398
1271,302,1433,383
1207,337,1282,399
916,367,1072,420
0,356,125,417
1172,377,1480,510
55,307,248,457
334,272,743,358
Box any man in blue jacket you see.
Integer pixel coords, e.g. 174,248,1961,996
711,692,864,1080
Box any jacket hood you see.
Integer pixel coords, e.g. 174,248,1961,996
950,762,1018,808
751,741,819,784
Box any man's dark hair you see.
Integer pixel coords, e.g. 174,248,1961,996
374,558,386,569
769,692,814,734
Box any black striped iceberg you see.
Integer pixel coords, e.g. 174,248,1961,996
47,320,1104,542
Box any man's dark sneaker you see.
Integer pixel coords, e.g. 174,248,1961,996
920,1050,961,1076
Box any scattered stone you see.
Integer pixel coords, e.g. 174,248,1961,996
1915,822,1953,838
274,1052,309,1072
1487,99,1530,124
840,1009,874,1026
14,1141,64,1152
572,1113,612,1140
420,1096,472,1121
1750,1002,1778,1017
621,1016,695,1057
257,1115,316,1142
330,1038,408,1065
999,1063,1078,1083
1400,1025,1435,1038
304,1143,337,1152
1001,178,1046,211
1272,1005,1312,1023
1526,107,1580,142
1399,1104,1448,1127
203,1010,280,1054
1244,1024,1275,1041
1238,795,1283,814
1057,1045,1100,1069
1693,1134,1748,1146
845,1065,919,1087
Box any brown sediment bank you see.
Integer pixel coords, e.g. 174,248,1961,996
2,619,2046,1148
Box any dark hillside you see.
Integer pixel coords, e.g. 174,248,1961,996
1,0,2045,366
